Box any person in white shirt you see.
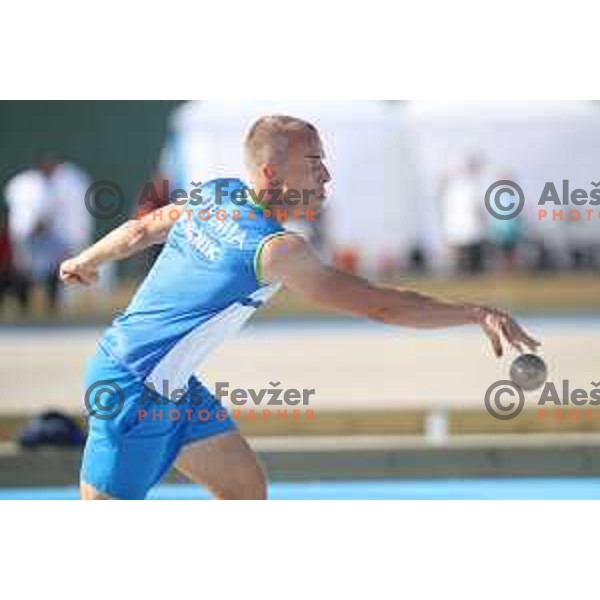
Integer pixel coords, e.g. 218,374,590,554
4,157,92,312
440,154,488,274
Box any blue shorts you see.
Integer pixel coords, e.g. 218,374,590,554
81,346,236,499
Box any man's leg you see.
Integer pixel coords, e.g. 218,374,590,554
174,431,267,500
80,347,185,500
80,482,113,500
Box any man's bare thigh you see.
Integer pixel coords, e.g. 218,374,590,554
80,482,113,500
174,431,267,500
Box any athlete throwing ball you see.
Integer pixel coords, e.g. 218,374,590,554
60,116,540,500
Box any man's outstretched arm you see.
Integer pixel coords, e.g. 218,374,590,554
59,205,184,286
260,234,540,358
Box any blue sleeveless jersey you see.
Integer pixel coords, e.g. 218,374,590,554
98,178,287,391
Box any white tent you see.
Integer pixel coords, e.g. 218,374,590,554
164,101,419,274
402,101,600,269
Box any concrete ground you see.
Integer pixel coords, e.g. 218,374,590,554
1,317,599,489
1,316,597,417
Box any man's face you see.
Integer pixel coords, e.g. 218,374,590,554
277,130,331,215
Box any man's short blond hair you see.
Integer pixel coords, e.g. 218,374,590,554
244,115,317,172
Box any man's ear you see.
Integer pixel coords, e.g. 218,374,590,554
261,163,280,183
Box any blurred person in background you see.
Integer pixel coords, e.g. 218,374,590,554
39,156,92,258
0,202,29,313
136,170,170,270
440,153,488,275
487,171,524,273
4,156,92,313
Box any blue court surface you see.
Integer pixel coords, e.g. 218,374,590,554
2,478,600,499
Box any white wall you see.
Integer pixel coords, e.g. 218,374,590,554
403,101,600,268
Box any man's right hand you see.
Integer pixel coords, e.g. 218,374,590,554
473,305,540,358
